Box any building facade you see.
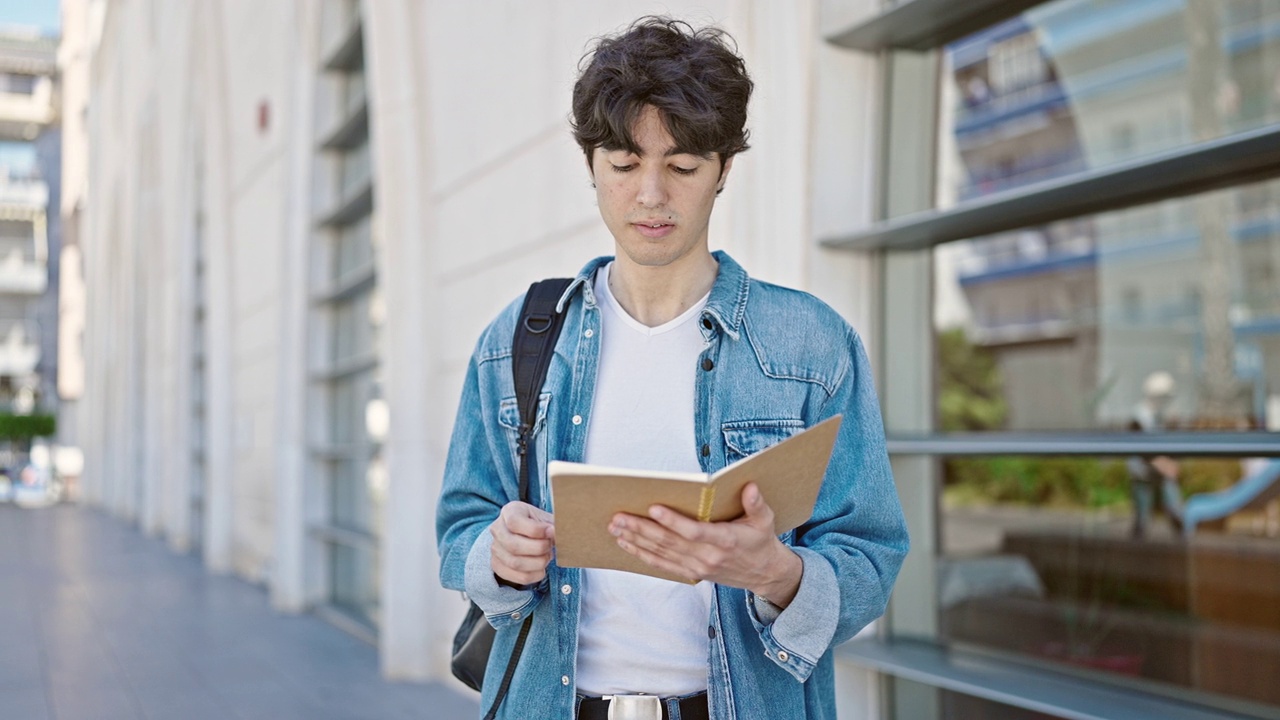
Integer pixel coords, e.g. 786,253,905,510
67,0,1280,718
0,29,59,419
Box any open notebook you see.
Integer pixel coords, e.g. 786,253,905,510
549,415,842,582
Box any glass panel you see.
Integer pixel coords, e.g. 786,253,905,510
338,137,371,199
939,453,1280,713
328,458,368,530
318,0,359,64
942,689,1074,720
328,541,380,628
366,448,386,538
937,0,1280,206
342,70,366,115
935,177,1280,432
334,215,372,281
328,373,360,445
330,291,373,362
327,454,386,537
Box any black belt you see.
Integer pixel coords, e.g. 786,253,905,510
577,691,708,720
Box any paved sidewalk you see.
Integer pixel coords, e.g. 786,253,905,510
0,504,479,720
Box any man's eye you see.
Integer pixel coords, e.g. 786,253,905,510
673,166,698,176
610,164,635,173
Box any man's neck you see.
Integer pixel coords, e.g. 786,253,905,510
607,249,718,327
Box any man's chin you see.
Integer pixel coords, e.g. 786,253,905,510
615,242,709,270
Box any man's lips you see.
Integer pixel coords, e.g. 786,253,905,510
631,221,675,238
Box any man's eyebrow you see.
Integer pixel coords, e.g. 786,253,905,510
601,145,714,160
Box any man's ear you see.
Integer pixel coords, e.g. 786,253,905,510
716,155,735,195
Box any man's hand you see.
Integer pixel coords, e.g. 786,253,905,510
608,483,803,608
489,501,555,587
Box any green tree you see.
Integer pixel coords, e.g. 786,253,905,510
937,327,1007,431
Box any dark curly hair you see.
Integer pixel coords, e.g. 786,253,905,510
571,16,753,168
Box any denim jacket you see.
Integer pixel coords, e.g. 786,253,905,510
437,251,909,720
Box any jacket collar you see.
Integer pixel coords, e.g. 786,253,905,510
558,250,748,341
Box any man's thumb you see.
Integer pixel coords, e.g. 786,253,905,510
743,483,769,518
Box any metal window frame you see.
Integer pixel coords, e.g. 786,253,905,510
826,0,1052,53
823,122,1280,252
838,639,1263,720
887,431,1280,457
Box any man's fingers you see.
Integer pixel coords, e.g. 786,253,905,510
492,526,553,557
645,505,707,541
613,513,693,550
491,540,550,571
615,536,700,583
501,501,556,539
614,519,685,558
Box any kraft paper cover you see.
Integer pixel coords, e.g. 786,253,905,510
549,415,842,583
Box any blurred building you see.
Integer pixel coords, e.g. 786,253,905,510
65,0,1280,719
0,28,59,416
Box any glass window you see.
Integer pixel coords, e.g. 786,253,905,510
938,0,1280,206
334,215,373,280
943,693,1067,720
328,541,380,627
338,136,371,198
330,292,374,363
922,2,1280,716
936,178,1280,433
310,0,380,631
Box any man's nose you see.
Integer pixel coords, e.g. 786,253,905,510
636,167,668,208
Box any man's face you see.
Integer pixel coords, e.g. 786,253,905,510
589,105,732,269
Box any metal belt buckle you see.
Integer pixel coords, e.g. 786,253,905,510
604,694,663,720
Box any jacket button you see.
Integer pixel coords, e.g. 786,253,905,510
510,612,521,621
561,584,573,595
562,675,570,686
777,650,789,662
702,358,714,371
700,444,710,458
708,625,717,639
572,415,583,425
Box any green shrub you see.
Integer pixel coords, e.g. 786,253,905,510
0,413,57,440
945,456,1130,509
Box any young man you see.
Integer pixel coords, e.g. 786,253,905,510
437,17,908,720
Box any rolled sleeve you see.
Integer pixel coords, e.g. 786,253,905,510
464,529,544,627
745,547,839,681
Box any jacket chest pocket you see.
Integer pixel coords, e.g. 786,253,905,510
721,418,806,464
722,419,806,543
498,393,552,501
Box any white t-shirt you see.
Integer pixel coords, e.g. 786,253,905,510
574,263,714,697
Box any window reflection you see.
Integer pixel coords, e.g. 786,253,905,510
940,454,1280,710
937,179,1280,432
940,0,1280,206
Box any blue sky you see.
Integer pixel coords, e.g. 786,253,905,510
0,0,59,35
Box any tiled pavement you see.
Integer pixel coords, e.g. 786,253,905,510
0,504,479,720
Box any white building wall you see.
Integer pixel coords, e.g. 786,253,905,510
75,0,887,712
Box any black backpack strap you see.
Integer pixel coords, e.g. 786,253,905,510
482,277,573,720
510,278,574,503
